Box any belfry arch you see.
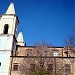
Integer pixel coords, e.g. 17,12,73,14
3,24,9,34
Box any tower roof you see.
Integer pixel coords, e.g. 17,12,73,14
5,2,15,14
17,32,24,43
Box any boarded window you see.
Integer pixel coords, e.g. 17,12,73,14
13,64,19,71
47,64,53,72
4,24,9,34
65,64,70,73
30,64,35,71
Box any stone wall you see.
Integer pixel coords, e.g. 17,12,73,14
10,46,75,75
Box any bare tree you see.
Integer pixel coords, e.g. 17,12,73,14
65,35,75,55
30,41,54,75
18,41,63,75
18,41,54,75
65,35,75,47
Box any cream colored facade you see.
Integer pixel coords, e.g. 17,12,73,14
10,46,75,75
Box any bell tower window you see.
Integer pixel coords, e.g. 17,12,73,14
4,24,9,34
0,62,1,66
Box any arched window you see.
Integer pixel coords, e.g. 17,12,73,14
3,24,9,34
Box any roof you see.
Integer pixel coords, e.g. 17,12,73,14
5,2,15,14
17,32,24,43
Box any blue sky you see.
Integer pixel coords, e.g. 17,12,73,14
0,0,75,46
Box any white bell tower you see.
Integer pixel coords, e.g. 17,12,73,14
0,2,19,75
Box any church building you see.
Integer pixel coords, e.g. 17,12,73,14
0,2,75,75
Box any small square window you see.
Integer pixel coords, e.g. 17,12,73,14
53,50,59,56
26,49,32,56
13,64,19,71
27,54,29,56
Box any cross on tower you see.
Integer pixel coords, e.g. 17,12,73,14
12,0,14,3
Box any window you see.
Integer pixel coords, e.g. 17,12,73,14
13,63,19,71
65,64,70,73
3,24,9,34
53,50,59,56
44,51,47,56
27,54,29,56
47,64,53,72
64,51,68,54
40,62,44,68
26,49,32,56
30,64,35,71
0,62,1,66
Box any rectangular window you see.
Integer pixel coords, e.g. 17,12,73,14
65,64,70,73
30,64,35,71
47,64,53,72
13,63,19,71
53,50,59,56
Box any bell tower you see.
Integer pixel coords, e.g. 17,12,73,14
0,2,19,75
0,2,18,35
